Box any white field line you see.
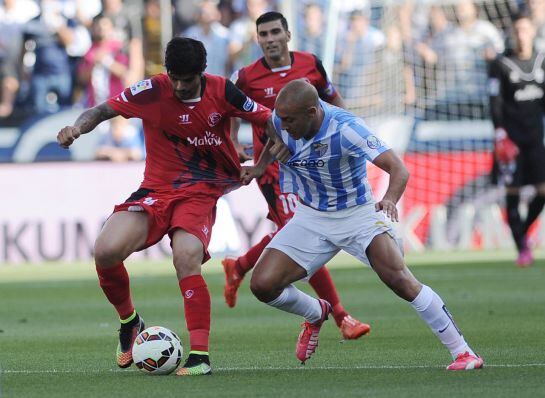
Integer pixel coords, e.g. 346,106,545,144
3,363,545,374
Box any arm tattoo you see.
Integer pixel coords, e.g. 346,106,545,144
74,102,118,134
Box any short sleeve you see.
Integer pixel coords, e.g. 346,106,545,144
340,119,390,161
224,79,271,125
107,77,162,126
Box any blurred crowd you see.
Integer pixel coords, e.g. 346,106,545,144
0,0,543,159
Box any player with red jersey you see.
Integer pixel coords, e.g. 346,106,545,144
222,11,370,340
56,37,271,376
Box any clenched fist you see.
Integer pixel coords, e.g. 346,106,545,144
240,165,264,185
57,126,81,149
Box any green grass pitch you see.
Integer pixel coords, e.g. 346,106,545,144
1,251,544,398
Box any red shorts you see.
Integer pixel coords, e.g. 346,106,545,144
113,184,223,262
257,164,297,228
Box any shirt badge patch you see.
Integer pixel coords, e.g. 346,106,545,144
243,97,257,112
178,114,191,124
264,87,275,98
130,79,152,95
208,112,222,127
366,135,383,149
312,142,329,157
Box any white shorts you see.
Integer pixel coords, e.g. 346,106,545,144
267,201,403,277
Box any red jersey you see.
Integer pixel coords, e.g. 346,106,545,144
231,51,338,161
107,73,271,192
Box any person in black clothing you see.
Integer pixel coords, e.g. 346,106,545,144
488,11,545,267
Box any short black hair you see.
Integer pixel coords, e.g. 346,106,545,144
256,11,289,32
164,37,207,76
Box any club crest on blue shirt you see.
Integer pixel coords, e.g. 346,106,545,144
366,135,382,149
312,142,328,156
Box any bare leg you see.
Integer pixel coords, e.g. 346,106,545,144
251,248,326,323
94,211,148,319
93,211,149,368
367,233,477,360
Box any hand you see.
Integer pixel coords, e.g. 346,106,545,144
494,128,519,164
57,125,81,148
375,199,399,222
233,141,253,162
269,140,291,163
240,165,265,185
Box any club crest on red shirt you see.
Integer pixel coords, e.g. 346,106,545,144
208,112,222,127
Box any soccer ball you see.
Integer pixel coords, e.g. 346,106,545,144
132,326,183,375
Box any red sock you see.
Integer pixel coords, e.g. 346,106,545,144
236,233,275,276
96,263,134,320
179,275,210,353
309,267,347,327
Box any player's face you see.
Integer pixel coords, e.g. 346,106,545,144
276,103,315,140
257,20,291,62
168,72,201,101
514,18,536,50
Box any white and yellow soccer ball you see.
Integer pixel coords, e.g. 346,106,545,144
132,326,183,375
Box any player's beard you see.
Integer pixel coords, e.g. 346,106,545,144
266,44,286,62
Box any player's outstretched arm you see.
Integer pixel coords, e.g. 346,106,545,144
240,117,290,185
57,102,119,149
372,150,410,222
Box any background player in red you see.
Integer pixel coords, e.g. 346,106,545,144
56,37,271,376
222,11,370,340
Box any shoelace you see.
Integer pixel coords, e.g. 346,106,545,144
456,352,470,360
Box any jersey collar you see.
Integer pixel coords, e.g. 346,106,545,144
261,52,295,71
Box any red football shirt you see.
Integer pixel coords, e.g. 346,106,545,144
107,73,271,192
231,51,339,161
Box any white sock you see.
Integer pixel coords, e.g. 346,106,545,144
266,284,323,323
410,285,475,359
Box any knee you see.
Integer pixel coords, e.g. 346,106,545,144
94,236,125,267
250,273,275,302
172,245,203,278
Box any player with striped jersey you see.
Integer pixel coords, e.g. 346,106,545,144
242,80,483,371
222,11,369,342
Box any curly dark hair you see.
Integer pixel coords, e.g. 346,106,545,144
164,37,207,75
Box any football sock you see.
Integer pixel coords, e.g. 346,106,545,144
309,267,346,327
120,310,137,324
506,193,525,251
236,233,274,276
180,275,210,352
96,262,134,320
523,195,545,236
266,284,323,324
410,285,474,359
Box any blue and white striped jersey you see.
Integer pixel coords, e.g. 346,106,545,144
272,100,390,211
